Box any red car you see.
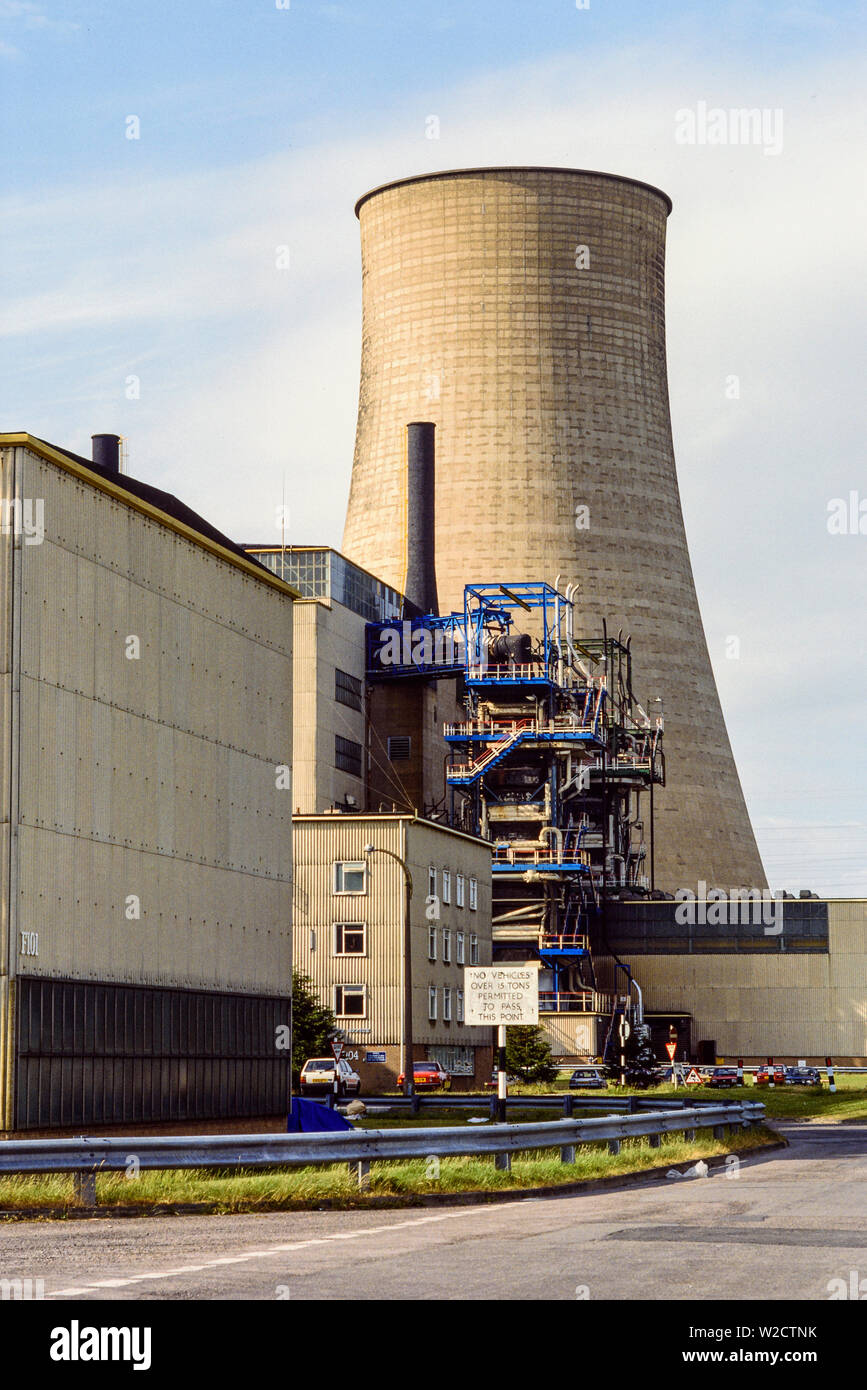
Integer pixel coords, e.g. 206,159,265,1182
397,1060,452,1090
755,1064,786,1086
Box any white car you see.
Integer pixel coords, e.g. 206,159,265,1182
299,1057,362,1098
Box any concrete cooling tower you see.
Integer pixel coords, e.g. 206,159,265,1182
342,166,766,893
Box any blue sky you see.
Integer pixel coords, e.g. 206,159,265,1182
2,0,865,894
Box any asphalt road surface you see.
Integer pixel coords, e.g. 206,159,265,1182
1,1123,864,1300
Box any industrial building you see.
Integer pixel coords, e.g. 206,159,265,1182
292,814,493,1089
4,161,864,1142
1,433,296,1130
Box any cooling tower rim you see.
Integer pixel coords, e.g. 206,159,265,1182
355,166,672,218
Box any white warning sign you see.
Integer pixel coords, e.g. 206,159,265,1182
464,965,540,1025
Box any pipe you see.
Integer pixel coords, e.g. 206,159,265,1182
91,434,121,474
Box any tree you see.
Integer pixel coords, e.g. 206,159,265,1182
291,971,339,1086
504,1025,558,1084
604,1021,658,1089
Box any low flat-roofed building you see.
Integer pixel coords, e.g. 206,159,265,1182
293,813,494,1089
1,433,296,1130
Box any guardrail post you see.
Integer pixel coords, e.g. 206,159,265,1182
355,1160,371,1191
494,1152,511,1172
713,1124,726,1141
607,1139,621,1155
563,1095,574,1118
648,1133,661,1148
72,1171,97,1208
684,1128,696,1142
489,1096,497,1121
411,1094,420,1117
560,1144,576,1164
626,1096,638,1114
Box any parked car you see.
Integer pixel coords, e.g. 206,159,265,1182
784,1066,822,1086
396,1060,452,1090
755,1064,786,1086
299,1057,362,1098
568,1066,608,1090
704,1066,740,1088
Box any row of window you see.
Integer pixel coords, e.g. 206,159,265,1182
333,983,466,1024
428,867,477,910
428,926,479,965
335,861,478,907
428,986,463,1022
330,923,480,961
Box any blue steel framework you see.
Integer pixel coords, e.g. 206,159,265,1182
367,583,665,1057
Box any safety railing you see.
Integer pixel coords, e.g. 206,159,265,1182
0,1102,765,1198
539,933,590,952
539,990,608,1012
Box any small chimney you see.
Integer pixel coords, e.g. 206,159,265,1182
404,422,438,615
92,433,121,474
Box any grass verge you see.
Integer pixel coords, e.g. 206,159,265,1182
0,1125,778,1215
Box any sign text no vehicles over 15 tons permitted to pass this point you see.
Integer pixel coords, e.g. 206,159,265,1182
464,965,540,1025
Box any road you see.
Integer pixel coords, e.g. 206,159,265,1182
1,1123,864,1300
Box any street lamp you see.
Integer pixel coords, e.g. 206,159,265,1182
364,843,415,1098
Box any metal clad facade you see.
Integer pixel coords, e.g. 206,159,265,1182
15,977,290,1128
293,815,493,1081
2,442,295,1127
618,902,867,1060
292,600,367,814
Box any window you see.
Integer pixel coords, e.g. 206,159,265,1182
456,930,465,965
333,922,366,955
469,877,478,911
470,932,479,965
334,984,365,1017
456,873,465,908
442,927,451,963
334,861,366,894
428,866,437,898
335,735,362,778
443,986,452,1022
428,925,437,961
335,668,363,712
442,869,451,904
428,986,437,1021
387,735,411,761
456,989,464,1023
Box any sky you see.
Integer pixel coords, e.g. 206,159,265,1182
1,0,865,895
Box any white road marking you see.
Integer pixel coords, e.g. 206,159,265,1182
45,1202,519,1297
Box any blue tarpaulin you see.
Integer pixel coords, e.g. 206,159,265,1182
287,1097,355,1132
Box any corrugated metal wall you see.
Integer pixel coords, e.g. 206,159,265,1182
14,977,290,1128
292,600,367,814
617,902,867,1059
12,449,294,994
293,816,492,1053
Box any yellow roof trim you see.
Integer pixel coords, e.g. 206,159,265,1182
1,433,300,599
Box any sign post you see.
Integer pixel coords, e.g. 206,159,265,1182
330,1040,344,1104
464,966,539,1122
619,1016,631,1088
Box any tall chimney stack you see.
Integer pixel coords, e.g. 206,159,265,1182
404,421,438,615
